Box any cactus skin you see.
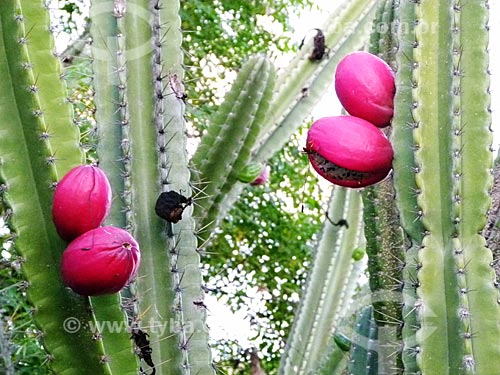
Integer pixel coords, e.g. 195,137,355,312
279,187,364,375
0,1,108,373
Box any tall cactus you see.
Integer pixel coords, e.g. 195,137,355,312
2,0,500,374
400,1,500,373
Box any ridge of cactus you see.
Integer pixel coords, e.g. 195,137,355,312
118,1,177,373
390,2,423,371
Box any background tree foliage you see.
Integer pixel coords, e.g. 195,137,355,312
0,1,327,374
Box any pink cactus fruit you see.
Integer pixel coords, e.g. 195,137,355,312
251,165,271,186
305,116,393,188
52,165,112,241
61,226,141,296
335,51,395,127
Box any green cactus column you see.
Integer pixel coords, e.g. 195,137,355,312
0,1,108,373
391,0,500,373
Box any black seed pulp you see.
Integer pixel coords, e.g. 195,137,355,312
309,151,372,182
155,191,192,223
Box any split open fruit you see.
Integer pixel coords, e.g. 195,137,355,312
61,226,141,296
52,165,112,241
305,116,393,188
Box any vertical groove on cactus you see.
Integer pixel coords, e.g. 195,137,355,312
252,0,379,165
89,2,139,373
409,1,500,373
153,0,216,373
279,188,364,375
0,1,108,373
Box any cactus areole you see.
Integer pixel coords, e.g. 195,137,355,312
61,226,140,296
335,51,395,127
305,116,393,188
52,165,112,241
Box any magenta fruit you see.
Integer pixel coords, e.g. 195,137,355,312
335,51,395,127
52,165,112,241
305,116,393,188
250,165,271,186
61,226,140,296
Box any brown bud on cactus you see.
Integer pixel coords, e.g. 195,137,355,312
61,226,140,296
305,116,393,188
52,165,112,241
335,51,395,127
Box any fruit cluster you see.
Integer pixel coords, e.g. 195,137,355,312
52,165,141,296
305,51,395,188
